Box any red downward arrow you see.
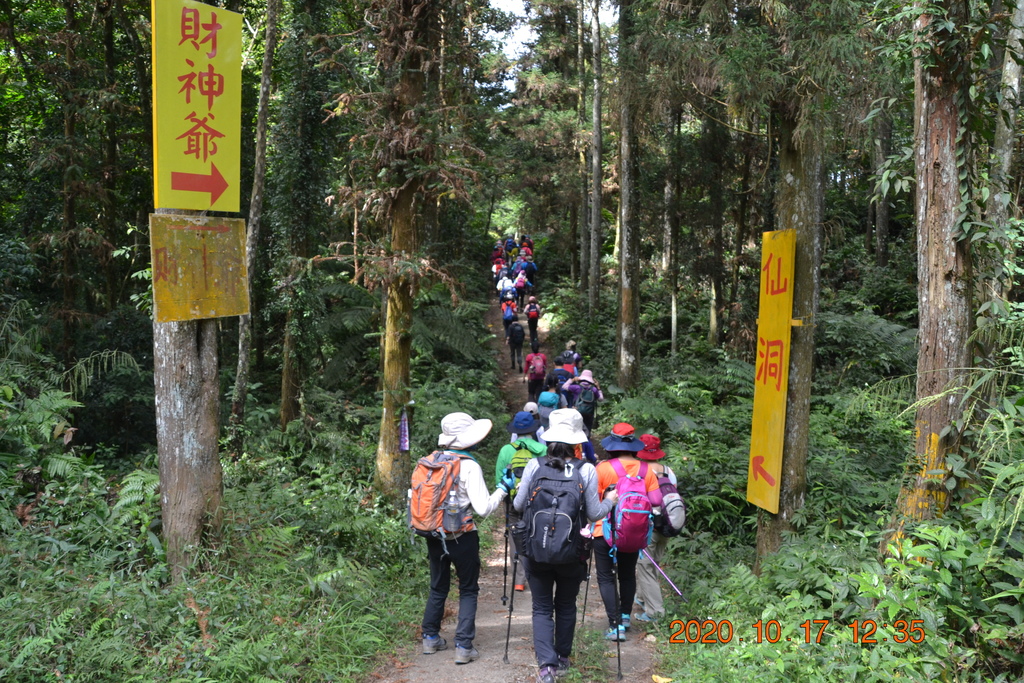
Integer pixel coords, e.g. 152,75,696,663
171,163,229,206
752,456,776,487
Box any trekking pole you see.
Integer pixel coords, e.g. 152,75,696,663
501,499,510,606
503,551,520,664
580,533,593,627
640,548,687,601
611,541,623,680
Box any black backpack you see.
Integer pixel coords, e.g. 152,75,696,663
551,367,572,392
516,458,586,564
509,321,525,344
555,350,575,366
576,382,597,416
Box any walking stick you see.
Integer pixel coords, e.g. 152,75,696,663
501,499,510,606
640,548,687,601
610,538,623,680
580,533,593,627
503,551,520,664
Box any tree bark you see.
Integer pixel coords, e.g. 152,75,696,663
578,0,589,289
588,0,602,314
375,0,433,501
755,109,823,561
230,0,279,455
706,116,727,347
616,0,640,390
153,211,222,581
891,2,972,535
873,112,892,267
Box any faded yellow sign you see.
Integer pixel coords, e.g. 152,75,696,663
746,229,796,514
152,0,242,211
150,214,249,322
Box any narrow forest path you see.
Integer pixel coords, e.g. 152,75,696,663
368,290,657,683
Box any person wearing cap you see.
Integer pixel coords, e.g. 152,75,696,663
421,413,513,665
592,423,664,641
633,434,676,622
514,402,546,443
496,410,548,592
513,409,619,683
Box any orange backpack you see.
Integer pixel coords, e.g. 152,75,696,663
408,451,474,538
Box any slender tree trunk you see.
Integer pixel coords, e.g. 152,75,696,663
891,2,972,536
101,0,118,312
755,109,823,561
706,117,726,347
154,210,222,581
588,0,602,314
230,0,279,455
279,305,301,427
983,1,1024,300
730,147,752,305
873,112,892,267
578,0,589,289
616,0,640,390
60,0,79,364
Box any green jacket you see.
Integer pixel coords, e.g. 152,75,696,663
494,436,548,488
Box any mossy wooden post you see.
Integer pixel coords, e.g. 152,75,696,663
154,214,223,581
755,111,823,563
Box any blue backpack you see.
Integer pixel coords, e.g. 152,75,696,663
503,303,516,321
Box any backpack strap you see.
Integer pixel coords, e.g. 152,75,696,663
609,457,628,479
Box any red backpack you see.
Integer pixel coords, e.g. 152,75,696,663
528,354,546,380
526,303,540,320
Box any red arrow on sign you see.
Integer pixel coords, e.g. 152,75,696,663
171,163,229,206
751,456,776,487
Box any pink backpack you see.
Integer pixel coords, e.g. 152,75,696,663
606,459,653,553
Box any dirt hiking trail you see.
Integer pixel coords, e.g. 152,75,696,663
368,295,656,683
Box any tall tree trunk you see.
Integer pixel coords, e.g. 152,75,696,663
706,116,726,347
730,147,752,305
578,0,589,289
588,0,602,314
375,0,433,501
616,0,640,390
891,1,972,535
873,112,892,267
230,0,279,455
280,305,301,427
60,0,79,364
101,0,118,312
755,109,823,561
154,211,222,581
983,1,1024,301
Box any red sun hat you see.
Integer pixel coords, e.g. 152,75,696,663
637,434,666,461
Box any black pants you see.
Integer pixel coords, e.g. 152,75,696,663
527,377,544,402
528,318,539,342
509,342,523,369
422,531,480,649
594,536,639,628
527,560,586,668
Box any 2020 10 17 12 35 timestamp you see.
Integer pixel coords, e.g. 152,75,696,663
668,619,927,644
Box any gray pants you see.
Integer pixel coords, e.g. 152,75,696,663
635,531,667,617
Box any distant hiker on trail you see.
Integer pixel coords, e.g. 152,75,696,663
592,423,663,642
546,363,574,407
524,296,542,352
522,255,538,290
496,410,548,593
507,315,526,371
564,340,582,372
497,274,515,300
501,298,517,336
516,402,546,443
633,434,682,623
521,234,534,251
524,347,548,402
536,387,563,428
491,258,505,287
413,413,513,665
514,271,533,308
513,409,619,683
563,369,603,432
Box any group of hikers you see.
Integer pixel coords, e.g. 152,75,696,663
407,239,686,682
493,235,542,372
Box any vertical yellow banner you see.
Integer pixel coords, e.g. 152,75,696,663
746,229,796,513
152,0,242,212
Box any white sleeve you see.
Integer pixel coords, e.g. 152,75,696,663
461,459,506,518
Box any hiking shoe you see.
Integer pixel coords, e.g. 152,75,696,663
514,583,525,592
422,635,447,654
537,665,557,683
635,611,656,623
634,596,645,608
604,625,626,641
620,614,631,630
454,646,479,664
554,656,571,677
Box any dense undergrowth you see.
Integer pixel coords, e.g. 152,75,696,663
1,266,508,681
541,253,1024,682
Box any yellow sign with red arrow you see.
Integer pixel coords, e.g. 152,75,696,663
746,229,796,514
152,0,242,211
